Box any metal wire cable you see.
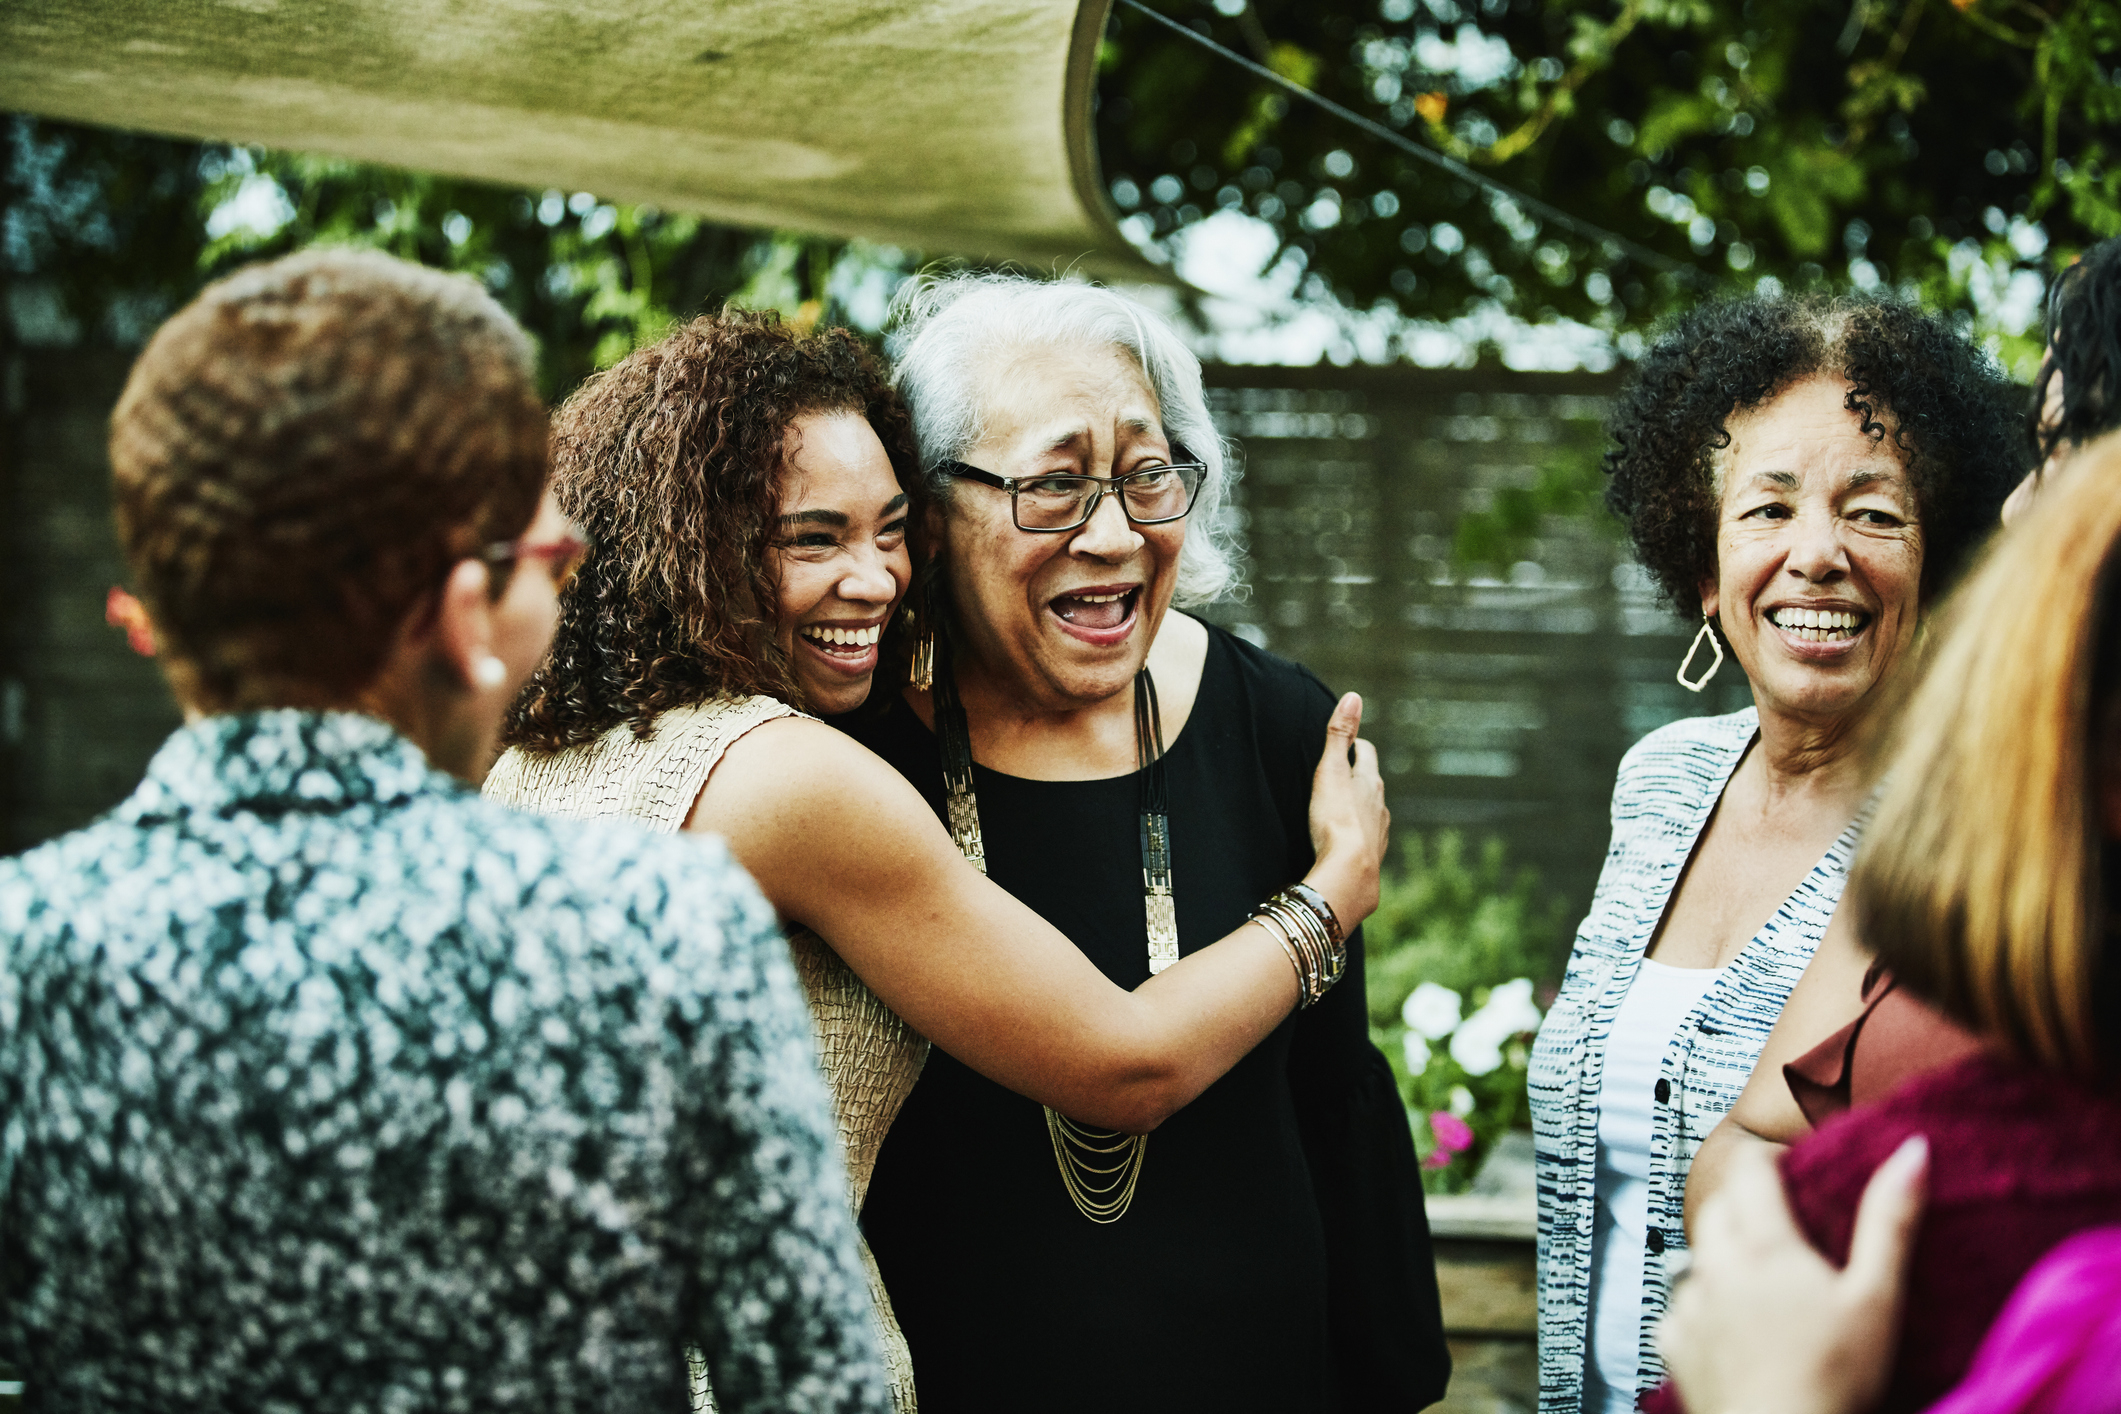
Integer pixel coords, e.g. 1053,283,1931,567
1111,0,1702,282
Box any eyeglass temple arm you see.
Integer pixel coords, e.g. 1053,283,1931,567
938,461,1014,490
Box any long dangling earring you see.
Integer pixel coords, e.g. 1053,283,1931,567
1676,609,1724,692
909,573,939,691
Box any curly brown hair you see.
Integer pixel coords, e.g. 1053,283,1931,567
504,310,919,752
1605,294,2027,626
110,248,548,713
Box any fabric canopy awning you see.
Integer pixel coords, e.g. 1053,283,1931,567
1,0,1155,279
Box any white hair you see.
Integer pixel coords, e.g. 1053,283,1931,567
885,271,1241,607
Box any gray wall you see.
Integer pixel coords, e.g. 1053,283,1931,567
1,346,181,854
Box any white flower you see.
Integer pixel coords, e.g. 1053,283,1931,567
1401,982,1463,1039
1402,1031,1432,1075
1448,1085,1476,1117
1449,978,1544,1078
1449,1027,1505,1076
1480,978,1545,1036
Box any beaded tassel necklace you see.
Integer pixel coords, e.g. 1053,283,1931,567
930,639,1175,1222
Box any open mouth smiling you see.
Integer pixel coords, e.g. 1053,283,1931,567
1049,586,1141,645
796,621,883,670
1767,605,1870,644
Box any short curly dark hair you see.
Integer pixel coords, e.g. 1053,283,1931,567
1605,294,2029,623
503,311,919,753
111,248,547,713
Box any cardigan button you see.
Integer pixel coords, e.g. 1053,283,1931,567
1647,1229,1666,1255
1655,1078,1671,1104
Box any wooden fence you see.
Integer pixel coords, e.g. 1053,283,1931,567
1198,363,1753,933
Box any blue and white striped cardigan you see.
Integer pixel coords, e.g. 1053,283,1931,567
1527,708,1863,1412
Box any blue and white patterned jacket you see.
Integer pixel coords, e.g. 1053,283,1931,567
0,710,891,1414
1527,708,1862,1413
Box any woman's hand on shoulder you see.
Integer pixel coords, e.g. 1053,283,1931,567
1303,692,1388,929
1660,1134,1926,1414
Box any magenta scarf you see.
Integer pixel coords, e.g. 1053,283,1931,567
1926,1225,2121,1414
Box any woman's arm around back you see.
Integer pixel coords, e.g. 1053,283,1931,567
690,694,1388,1134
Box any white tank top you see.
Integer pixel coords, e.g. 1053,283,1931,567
1584,957,1725,1414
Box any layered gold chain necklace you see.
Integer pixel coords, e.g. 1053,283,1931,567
931,642,1177,1223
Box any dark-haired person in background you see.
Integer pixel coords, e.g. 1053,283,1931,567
0,249,893,1413
1527,294,2024,1414
2004,235,2121,522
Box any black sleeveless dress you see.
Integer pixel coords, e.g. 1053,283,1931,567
831,623,1450,1413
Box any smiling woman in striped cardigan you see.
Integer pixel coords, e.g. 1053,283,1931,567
1526,293,2023,1414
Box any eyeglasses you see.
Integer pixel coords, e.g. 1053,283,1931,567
938,451,1207,533
484,527,591,590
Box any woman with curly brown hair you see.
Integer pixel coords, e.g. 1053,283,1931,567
1525,293,2025,1414
482,309,1393,1412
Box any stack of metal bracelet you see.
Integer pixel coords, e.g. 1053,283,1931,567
1249,881,1347,1008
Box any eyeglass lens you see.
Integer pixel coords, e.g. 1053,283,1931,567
1015,465,1202,530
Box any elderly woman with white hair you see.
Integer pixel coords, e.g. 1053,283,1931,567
484,303,1418,1413
836,274,1450,1413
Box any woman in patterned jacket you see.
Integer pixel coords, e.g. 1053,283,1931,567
1660,430,2121,1414
1525,293,2024,1414
0,250,894,1412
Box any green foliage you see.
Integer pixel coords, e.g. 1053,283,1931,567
1362,830,1571,1192
193,148,771,398
3,117,919,402
2,121,213,347
1098,0,2119,353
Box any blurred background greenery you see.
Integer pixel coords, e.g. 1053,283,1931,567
1099,0,2119,380
1363,830,1567,1192
3,121,918,401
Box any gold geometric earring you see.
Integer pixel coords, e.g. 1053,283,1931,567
1676,609,1724,692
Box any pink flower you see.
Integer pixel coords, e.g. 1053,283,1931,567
1421,1148,1455,1170
1429,1111,1475,1154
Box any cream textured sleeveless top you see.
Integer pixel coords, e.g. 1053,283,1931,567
485,695,928,1413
